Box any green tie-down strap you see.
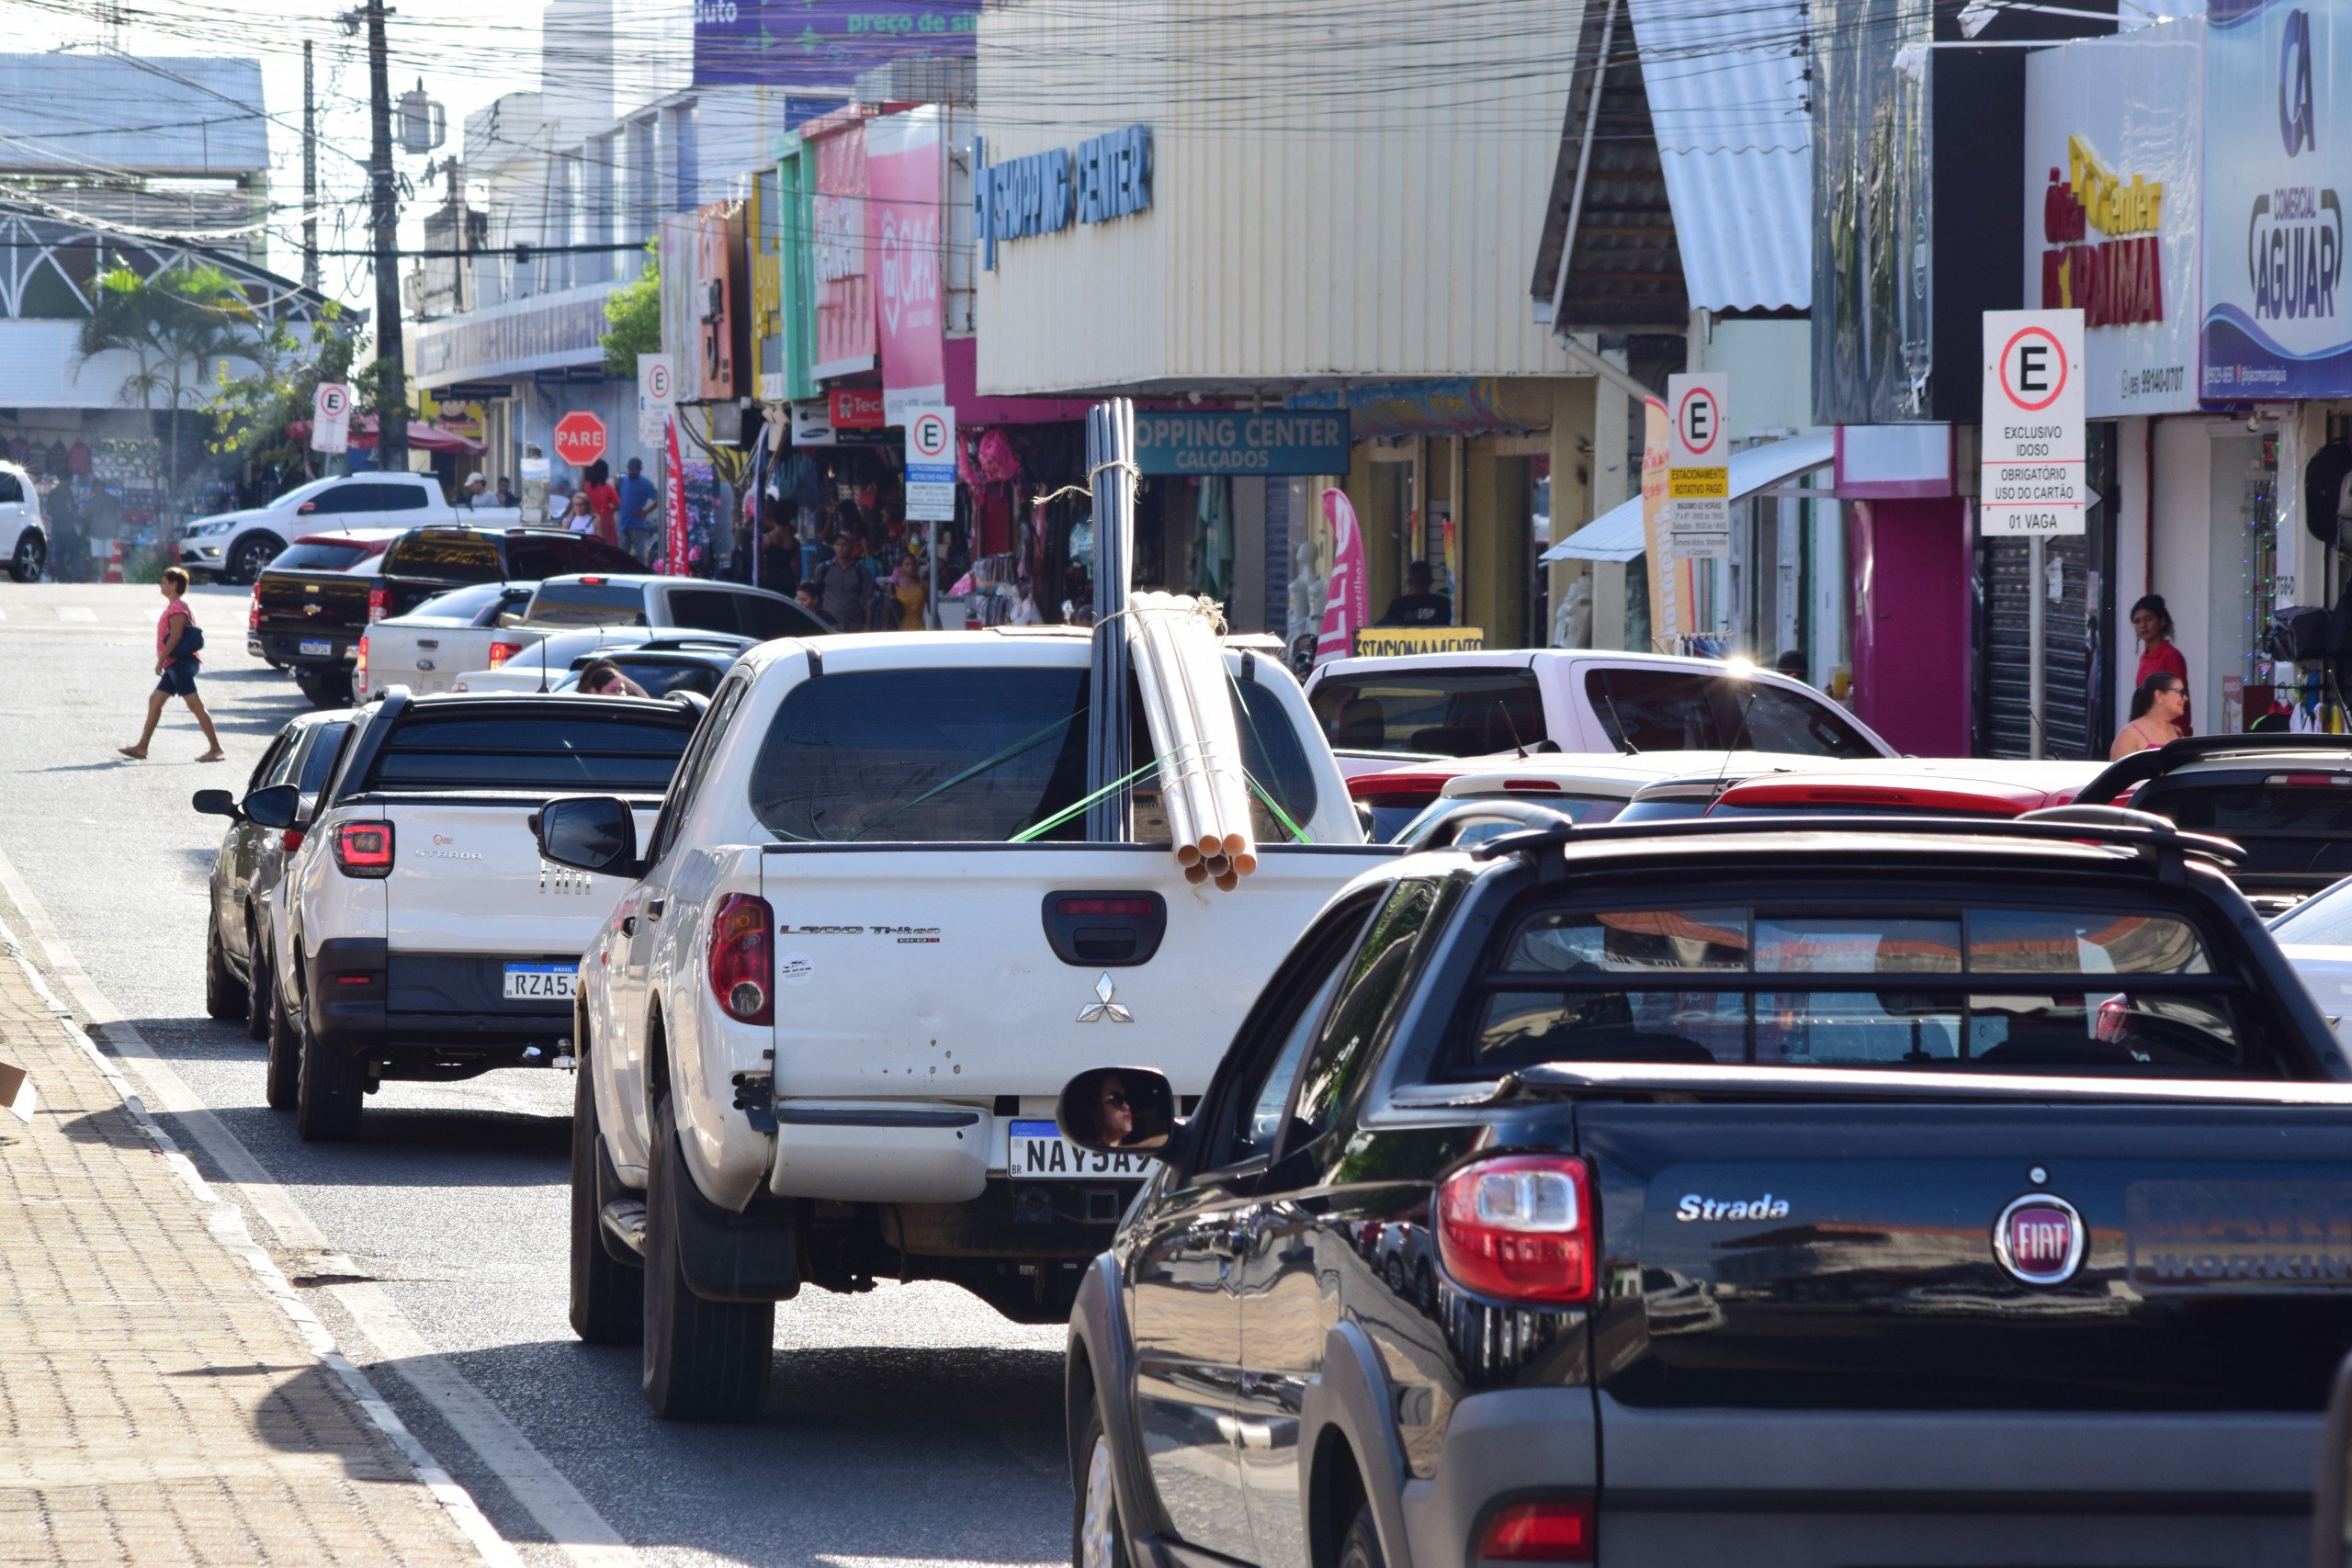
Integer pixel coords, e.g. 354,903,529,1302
1008,756,1166,844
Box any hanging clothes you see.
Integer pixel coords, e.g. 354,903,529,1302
1193,476,1233,604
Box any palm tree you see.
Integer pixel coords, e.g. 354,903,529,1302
76,259,263,525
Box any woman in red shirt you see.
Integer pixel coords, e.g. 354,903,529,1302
581,459,621,548
2131,593,2190,737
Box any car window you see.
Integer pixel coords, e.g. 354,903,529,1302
608,658,722,698
739,593,827,640
1308,669,1545,757
383,532,501,582
294,721,352,793
1291,879,1443,1144
1612,796,1713,823
1131,675,1322,843
666,589,749,635
2272,882,2352,945
2139,777,2352,883
248,734,290,793
364,712,692,793
1458,900,2284,1077
305,484,370,515
1202,899,1374,1170
649,675,752,864
268,541,370,572
0,471,24,504
571,538,646,572
526,579,649,626
378,481,429,512
1586,668,1877,758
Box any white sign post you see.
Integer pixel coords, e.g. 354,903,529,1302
1980,309,2086,536
637,354,675,446
311,383,351,455
903,404,956,523
1665,372,1730,561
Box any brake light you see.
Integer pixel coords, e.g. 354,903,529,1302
1054,897,1156,917
367,584,388,623
488,639,526,669
354,636,369,694
247,591,260,634
2267,773,2352,786
578,575,606,586
333,820,393,877
1436,1155,1594,1304
1501,779,1562,793
1477,1500,1595,1562
708,893,775,1024
1347,772,1450,804
282,829,305,854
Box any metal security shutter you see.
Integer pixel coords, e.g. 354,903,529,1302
1979,536,2094,760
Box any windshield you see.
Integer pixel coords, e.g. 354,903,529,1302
2139,776,2352,882
1587,668,1879,758
527,581,650,626
272,478,339,510
1446,900,2295,1078
383,532,501,582
1309,668,1546,757
1613,796,1714,824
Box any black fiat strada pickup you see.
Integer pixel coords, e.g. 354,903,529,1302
1059,811,2352,1568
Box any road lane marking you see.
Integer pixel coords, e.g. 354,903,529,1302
54,605,95,621
0,841,635,1566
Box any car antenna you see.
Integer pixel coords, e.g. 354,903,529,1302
1712,659,1764,799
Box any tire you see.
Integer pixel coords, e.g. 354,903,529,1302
245,927,273,1043
641,1098,772,1420
1072,1403,1130,1568
1383,1255,1406,1295
1337,1502,1386,1568
295,669,353,709
203,917,248,1022
263,968,300,1112
226,532,280,585
1414,1260,1437,1315
571,1054,644,1345
294,981,364,1141
7,530,44,584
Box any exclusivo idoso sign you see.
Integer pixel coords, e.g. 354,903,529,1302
1981,309,2086,536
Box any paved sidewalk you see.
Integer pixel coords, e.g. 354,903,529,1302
0,925,501,1565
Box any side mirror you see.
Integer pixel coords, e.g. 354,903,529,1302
1056,1066,1178,1159
2317,1350,2352,1568
535,795,643,879
241,783,300,829
191,788,241,819
297,500,318,514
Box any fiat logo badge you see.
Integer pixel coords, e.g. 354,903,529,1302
1993,1193,2086,1287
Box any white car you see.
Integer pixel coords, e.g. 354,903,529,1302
448,629,751,694
2273,878,2352,1056
180,472,522,585
0,461,47,581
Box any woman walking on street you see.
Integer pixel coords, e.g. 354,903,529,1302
120,567,224,761
2131,593,2191,736
2110,671,2189,760
582,459,621,548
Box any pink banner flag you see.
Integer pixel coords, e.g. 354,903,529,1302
1315,487,1369,664
664,413,688,574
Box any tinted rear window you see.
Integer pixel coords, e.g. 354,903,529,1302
587,658,724,698
1310,670,1546,757
2142,777,2352,881
1451,901,2295,1077
1587,669,1878,758
365,711,690,792
269,541,369,571
384,533,501,582
528,581,649,626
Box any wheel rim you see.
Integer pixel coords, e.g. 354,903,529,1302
20,537,41,576
1079,1430,1118,1568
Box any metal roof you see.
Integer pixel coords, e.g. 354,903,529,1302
1543,432,1832,563
1626,0,1811,314
0,55,268,176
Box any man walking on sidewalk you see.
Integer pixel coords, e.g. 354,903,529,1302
119,567,224,762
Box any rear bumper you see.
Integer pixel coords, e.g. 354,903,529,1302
307,942,577,1064
255,629,357,669
1397,1393,2319,1568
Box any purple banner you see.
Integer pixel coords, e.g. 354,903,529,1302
693,0,978,88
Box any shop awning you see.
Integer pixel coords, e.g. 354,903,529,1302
1540,433,1834,564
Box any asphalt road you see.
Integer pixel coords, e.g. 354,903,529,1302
0,581,1072,1568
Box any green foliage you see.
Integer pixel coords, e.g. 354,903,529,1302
602,245,661,378
76,260,270,505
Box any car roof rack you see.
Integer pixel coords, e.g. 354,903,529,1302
2075,731,2352,805
1469,807,2245,880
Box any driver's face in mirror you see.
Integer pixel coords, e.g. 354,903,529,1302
1094,1071,1169,1150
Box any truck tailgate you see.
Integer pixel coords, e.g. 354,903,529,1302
759,843,1388,1101
378,796,660,954
254,569,371,647
361,625,520,699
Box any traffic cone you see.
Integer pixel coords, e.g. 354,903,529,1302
101,541,122,584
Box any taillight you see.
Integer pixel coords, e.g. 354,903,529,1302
1347,772,1450,804
1501,779,1562,793
333,820,393,877
282,829,305,854
1054,897,1156,918
1436,1155,1594,1304
1477,1500,1595,1562
247,591,260,634
367,585,387,623
708,893,775,1024
354,636,369,693
488,639,526,669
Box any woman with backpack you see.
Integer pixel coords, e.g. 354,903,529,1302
119,566,224,761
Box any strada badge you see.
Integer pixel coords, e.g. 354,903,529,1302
1677,1193,1791,1222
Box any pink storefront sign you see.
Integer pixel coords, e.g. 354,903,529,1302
869,107,946,422
811,118,875,379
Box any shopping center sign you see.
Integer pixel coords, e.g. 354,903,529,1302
972,125,1152,270
2024,20,2200,415
2204,0,2349,397
1133,412,1351,476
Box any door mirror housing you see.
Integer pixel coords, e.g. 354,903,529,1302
296,500,318,514
240,783,300,829
191,788,241,820
535,795,643,879
1057,1066,1179,1159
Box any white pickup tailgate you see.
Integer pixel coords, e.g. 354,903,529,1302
379,797,661,954
760,843,1388,1103
362,626,540,701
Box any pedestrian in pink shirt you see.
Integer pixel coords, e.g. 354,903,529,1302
119,567,224,761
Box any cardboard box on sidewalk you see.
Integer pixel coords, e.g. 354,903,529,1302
0,1057,34,1122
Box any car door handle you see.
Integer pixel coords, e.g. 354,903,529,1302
1215,1415,1276,1450
646,899,664,921
620,916,637,937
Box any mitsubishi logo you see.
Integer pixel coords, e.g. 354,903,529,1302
1077,972,1133,1024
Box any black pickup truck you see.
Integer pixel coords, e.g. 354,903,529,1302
1059,812,2352,1568
254,525,640,705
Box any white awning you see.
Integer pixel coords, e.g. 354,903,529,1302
1541,433,1835,564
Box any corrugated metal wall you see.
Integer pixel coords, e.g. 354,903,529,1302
974,0,1589,395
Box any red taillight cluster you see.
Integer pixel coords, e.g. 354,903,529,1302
1054,897,1155,918
708,893,775,1024
487,639,526,669
354,636,369,694
1477,1500,1595,1562
1347,772,1451,805
1436,1155,1594,1304
333,820,393,877
247,591,260,634
282,829,305,854
367,585,388,623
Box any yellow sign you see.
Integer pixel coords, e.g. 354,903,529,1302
1353,626,1487,657
1668,468,1728,499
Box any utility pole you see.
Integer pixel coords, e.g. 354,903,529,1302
364,0,406,468
301,39,319,295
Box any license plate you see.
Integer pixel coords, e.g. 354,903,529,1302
299,638,334,657
1007,1118,1154,1180
503,962,577,1000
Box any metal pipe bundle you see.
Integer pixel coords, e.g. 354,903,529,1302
1084,400,1136,842
1127,591,1257,890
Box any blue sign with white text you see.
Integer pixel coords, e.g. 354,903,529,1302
973,126,1153,269
692,1,977,88
1133,412,1351,477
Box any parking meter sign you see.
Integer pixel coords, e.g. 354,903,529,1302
311,382,350,454
1981,309,2086,536
1665,373,1730,560
904,405,956,522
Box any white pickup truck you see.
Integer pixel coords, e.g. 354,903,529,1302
534,628,1385,1419
238,688,702,1141
181,471,521,585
